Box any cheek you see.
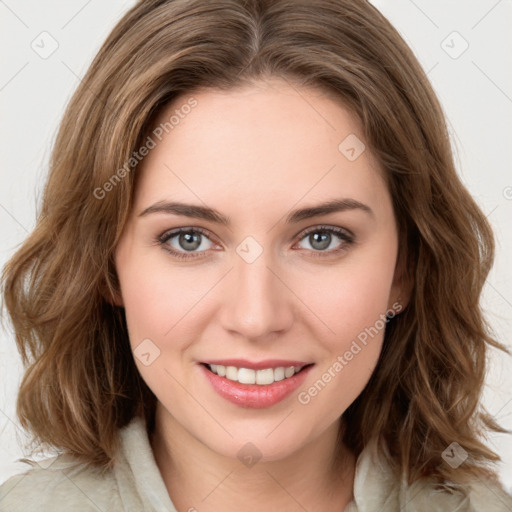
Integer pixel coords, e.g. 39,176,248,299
304,242,397,348
118,255,212,344
295,269,392,425
293,240,397,414
116,256,221,395
117,260,198,398
296,339,382,433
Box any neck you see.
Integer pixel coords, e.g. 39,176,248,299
150,404,356,512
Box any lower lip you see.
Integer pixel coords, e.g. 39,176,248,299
200,364,313,408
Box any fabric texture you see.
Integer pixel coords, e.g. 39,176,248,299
1,415,511,511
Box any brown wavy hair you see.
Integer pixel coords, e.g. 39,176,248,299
2,0,510,491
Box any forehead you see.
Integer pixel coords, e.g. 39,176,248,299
133,79,389,220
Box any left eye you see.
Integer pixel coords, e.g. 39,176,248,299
295,227,353,253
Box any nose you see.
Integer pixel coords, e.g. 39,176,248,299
219,247,295,342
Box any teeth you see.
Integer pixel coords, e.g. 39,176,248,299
238,367,256,384
274,367,285,381
208,364,304,385
284,366,295,378
226,366,238,381
256,368,274,385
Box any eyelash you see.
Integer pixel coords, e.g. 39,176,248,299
155,225,355,261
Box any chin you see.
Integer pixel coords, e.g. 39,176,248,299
202,424,316,464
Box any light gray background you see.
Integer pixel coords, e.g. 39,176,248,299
1,0,511,492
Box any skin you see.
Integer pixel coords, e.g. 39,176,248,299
113,78,407,512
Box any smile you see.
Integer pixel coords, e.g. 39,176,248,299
200,361,314,408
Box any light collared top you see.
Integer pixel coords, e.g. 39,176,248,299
1,415,511,511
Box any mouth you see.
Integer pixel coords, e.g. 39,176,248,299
199,361,315,408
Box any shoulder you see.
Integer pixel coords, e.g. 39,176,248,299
0,455,122,512
1,416,175,512
404,477,512,511
352,438,512,511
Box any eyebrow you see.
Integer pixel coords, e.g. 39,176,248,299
138,198,374,225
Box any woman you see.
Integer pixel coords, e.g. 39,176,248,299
1,0,511,510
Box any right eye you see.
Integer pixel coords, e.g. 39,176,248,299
157,227,219,260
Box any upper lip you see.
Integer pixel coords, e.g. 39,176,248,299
201,359,313,370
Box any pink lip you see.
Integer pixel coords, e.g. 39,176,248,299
201,359,311,370
200,363,313,408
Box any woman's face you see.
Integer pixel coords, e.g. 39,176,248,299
114,79,403,462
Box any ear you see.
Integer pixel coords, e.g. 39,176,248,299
387,246,413,314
